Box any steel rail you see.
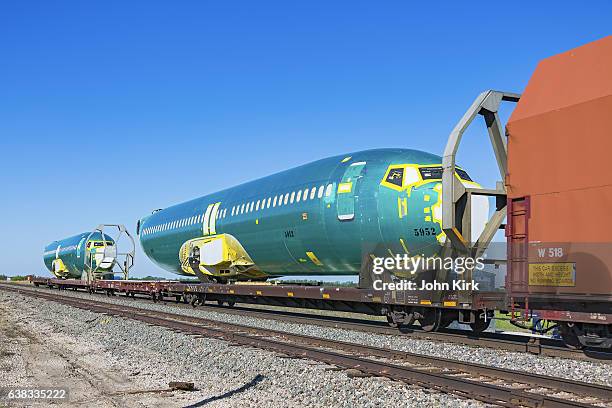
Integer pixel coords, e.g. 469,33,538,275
182,303,608,361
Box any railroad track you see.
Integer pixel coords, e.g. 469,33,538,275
8,282,612,363
6,282,612,362
181,303,612,362
2,284,611,407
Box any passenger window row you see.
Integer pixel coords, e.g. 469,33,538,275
229,183,333,217
141,183,335,237
141,213,207,237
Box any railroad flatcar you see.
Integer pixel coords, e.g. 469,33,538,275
137,148,488,283
43,232,116,279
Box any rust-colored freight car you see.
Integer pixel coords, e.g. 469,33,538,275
506,36,612,348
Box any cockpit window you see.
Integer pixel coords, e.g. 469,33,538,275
455,168,472,181
385,167,404,187
418,166,473,182
92,241,113,247
419,167,443,180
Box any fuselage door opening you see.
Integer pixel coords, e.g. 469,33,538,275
337,161,366,221
202,202,221,236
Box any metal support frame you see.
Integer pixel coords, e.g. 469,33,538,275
442,90,519,254
441,90,520,303
85,224,135,285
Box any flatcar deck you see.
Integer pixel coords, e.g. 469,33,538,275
30,276,506,316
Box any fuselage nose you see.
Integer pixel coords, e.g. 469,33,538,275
377,175,444,259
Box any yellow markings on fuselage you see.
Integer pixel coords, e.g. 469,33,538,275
379,164,450,242
430,183,446,243
397,197,408,218
337,182,353,194
306,251,323,266
382,164,444,245
399,238,409,254
52,259,68,277
341,156,352,163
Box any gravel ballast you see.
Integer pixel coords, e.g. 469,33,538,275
1,289,484,408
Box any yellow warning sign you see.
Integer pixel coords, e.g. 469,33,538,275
528,263,575,286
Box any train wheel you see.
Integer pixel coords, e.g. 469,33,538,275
227,301,236,307
419,308,441,332
217,300,224,306
440,310,457,329
559,323,585,350
469,316,491,333
387,309,415,328
189,295,198,307
386,314,399,328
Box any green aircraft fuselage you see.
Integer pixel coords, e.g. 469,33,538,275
138,148,479,278
43,232,115,278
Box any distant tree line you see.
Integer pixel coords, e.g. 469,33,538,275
271,279,356,287
1,275,28,281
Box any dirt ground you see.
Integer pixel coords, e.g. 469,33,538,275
0,301,191,408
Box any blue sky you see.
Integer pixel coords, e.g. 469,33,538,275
0,1,610,278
